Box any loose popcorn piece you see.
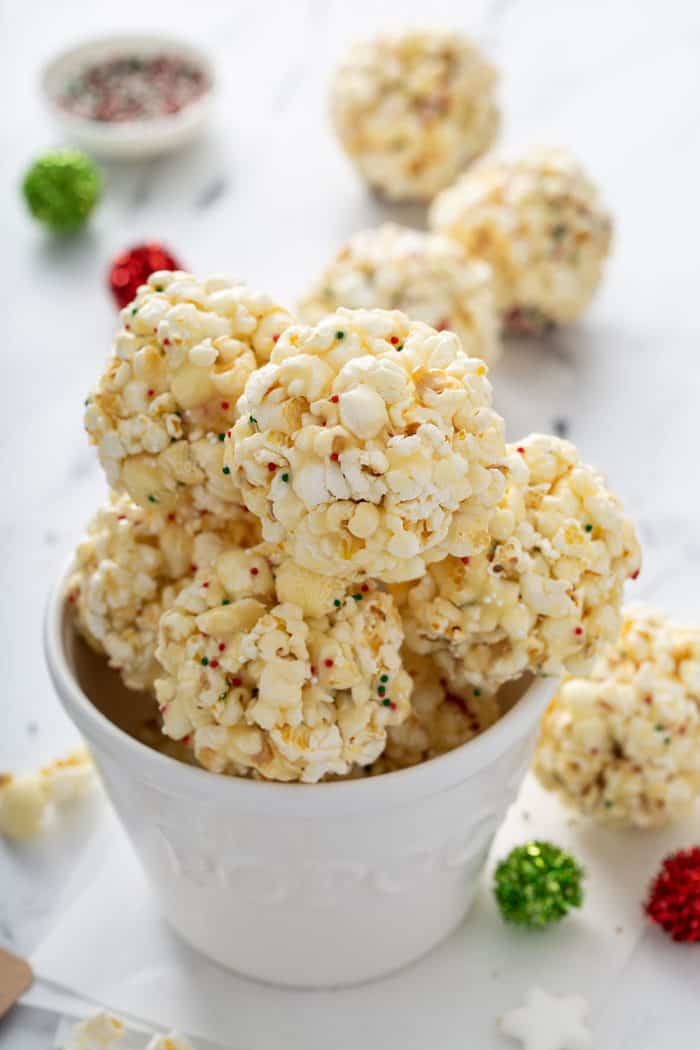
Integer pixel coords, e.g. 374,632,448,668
64,1013,126,1050
146,1033,195,1050
534,606,700,828
84,271,293,513
331,29,499,202
0,747,95,840
67,492,260,691
402,435,640,689
227,308,508,583
299,224,500,366
155,548,412,782
0,772,49,840
430,147,612,333
374,651,502,771
40,744,94,803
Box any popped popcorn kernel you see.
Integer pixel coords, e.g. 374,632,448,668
430,147,612,331
534,606,700,828
155,549,411,782
0,746,95,841
299,224,500,366
64,1012,125,1049
84,271,294,514
227,308,508,583
67,492,260,692
331,29,499,202
402,435,640,689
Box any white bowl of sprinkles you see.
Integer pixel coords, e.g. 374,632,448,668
41,33,215,159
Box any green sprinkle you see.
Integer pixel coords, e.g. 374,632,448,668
175,410,183,418
382,699,391,707
396,343,404,351
218,433,225,442
249,415,258,429
352,593,363,601
222,466,231,475
664,737,672,745
380,674,389,683
154,285,164,292
378,686,386,697
201,657,209,666
222,599,231,605
604,800,613,809
281,473,289,482
336,330,345,339
493,840,584,929
333,599,341,608
147,494,158,504
473,688,482,697
584,523,593,533
655,724,664,732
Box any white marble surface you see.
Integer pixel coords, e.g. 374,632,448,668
2,0,700,1046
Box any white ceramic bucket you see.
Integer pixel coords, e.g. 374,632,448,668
45,568,553,988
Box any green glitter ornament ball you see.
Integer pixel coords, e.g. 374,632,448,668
493,840,584,929
22,149,101,233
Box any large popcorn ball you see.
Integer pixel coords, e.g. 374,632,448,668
430,148,613,333
534,607,700,828
331,29,499,202
402,435,640,689
377,651,502,772
299,224,500,366
84,271,293,513
67,493,259,691
227,308,508,583
155,552,412,782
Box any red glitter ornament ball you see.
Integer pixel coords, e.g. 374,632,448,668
108,242,182,308
645,847,700,942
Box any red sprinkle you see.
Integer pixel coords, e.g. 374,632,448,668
461,556,470,565
268,462,277,471
231,677,242,687
330,452,339,462
167,512,175,522
210,659,219,669
147,388,154,397
310,665,318,676
221,401,230,410
272,334,279,342
574,626,583,636
190,564,198,572
361,584,369,593
202,581,209,588
250,567,259,576
645,847,700,942
331,395,339,404
117,514,127,521
389,702,397,710
632,569,640,580
324,658,334,668
218,642,226,652
390,336,399,345
517,446,525,453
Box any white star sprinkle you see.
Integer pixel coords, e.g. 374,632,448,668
499,987,592,1050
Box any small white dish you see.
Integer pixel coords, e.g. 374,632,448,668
41,34,215,160
45,561,553,988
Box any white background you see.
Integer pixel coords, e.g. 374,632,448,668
1,0,700,1045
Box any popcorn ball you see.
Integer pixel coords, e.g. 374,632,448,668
331,29,499,202
401,435,640,689
155,551,412,782
67,493,259,691
299,224,501,366
376,651,501,771
430,147,613,333
84,271,293,513
534,607,700,828
0,746,94,841
227,308,508,583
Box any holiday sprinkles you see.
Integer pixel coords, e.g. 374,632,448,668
58,52,208,123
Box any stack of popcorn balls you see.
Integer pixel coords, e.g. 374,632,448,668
72,270,639,782
325,31,612,341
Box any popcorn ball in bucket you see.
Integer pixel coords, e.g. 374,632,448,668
534,606,700,827
155,553,412,782
226,308,509,583
84,271,293,513
299,224,501,366
67,492,259,691
372,650,502,773
401,435,640,689
430,147,612,333
331,29,499,202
